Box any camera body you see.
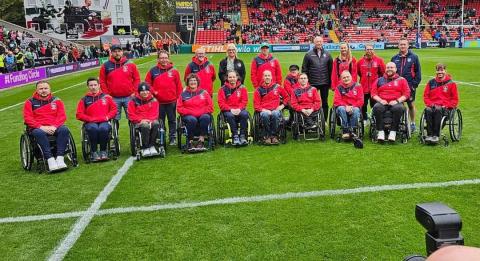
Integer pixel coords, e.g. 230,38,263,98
415,202,464,255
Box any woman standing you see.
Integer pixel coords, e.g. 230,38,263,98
331,42,358,90
218,43,246,84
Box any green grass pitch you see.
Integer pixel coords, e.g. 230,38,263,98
0,49,479,260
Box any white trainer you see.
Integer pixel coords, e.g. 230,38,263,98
377,131,385,141
56,156,68,169
149,146,158,155
388,131,397,142
142,148,151,157
47,157,58,171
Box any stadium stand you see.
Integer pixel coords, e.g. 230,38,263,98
194,0,480,44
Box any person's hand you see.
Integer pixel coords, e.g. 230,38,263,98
40,126,52,134
380,99,388,105
262,109,271,115
301,109,307,115
346,106,352,113
388,100,398,106
130,93,136,97
433,105,443,111
231,108,241,115
140,119,150,125
276,104,285,111
306,109,313,116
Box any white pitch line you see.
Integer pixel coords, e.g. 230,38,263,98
0,58,157,113
47,157,135,261
1,178,479,225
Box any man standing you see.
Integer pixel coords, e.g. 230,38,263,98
391,38,421,132
357,43,386,123
145,50,183,146
184,47,216,96
302,36,333,120
99,45,140,121
250,43,282,89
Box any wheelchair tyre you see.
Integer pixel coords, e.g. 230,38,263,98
419,110,427,144
319,109,326,141
81,126,91,163
253,112,261,143
216,114,225,145
111,120,120,159
176,116,183,150
291,112,300,140
329,108,336,139
129,122,137,156
20,133,33,171
209,115,216,150
449,109,462,142
67,131,78,167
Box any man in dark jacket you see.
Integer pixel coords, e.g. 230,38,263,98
391,38,421,132
302,36,333,120
218,44,246,84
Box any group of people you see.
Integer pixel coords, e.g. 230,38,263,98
22,37,460,170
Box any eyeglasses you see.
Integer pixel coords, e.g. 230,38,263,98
366,49,374,51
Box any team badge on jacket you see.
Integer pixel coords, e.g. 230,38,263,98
123,66,128,72
51,102,57,110
101,98,107,105
443,86,448,92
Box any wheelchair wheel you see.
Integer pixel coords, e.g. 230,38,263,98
81,125,91,163
419,110,427,144
157,119,167,158
129,122,137,156
110,120,120,159
253,112,261,143
291,112,300,140
329,108,336,139
20,133,34,171
356,113,364,140
209,115,216,150
216,114,225,145
318,109,326,141
403,107,412,141
369,117,377,142
176,116,183,150
66,131,78,167
449,108,462,142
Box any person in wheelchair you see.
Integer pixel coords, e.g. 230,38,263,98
283,64,300,96
423,63,459,144
76,77,117,161
177,73,214,151
127,82,160,157
253,70,289,145
218,70,249,146
290,73,321,129
371,62,410,142
23,80,70,171
333,71,364,140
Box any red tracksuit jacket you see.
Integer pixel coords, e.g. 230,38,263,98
423,75,459,108
99,56,141,97
331,57,358,90
290,84,321,111
184,57,216,96
23,93,66,129
127,94,159,124
145,63,183,104
333,82,364,108
253,82,289,111
250,54,283,88
371,74,411,102
357,55,386,94
177,89,214,117
217,81,248,111
283,73,298,97
76,91,117,123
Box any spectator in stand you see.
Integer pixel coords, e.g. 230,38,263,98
218,43,246,84
391,38,421,132
333,71,364,139
184,47,216,96
0,52,5,74
145,50,183,146
251,43,282,89
76,77,117,161
5,51,16,73
302,36,333,120
99,45,141,121
357,43,386,123
331,42,357,90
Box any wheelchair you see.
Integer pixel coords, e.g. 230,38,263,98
176,114,216,153
129,120,167,160
216,112,254,146
329,107,364,142
81,119,120,163
419,107,462,146
252,110,288,144
291,109,326,141
369,104,411,143
19,126,78,173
